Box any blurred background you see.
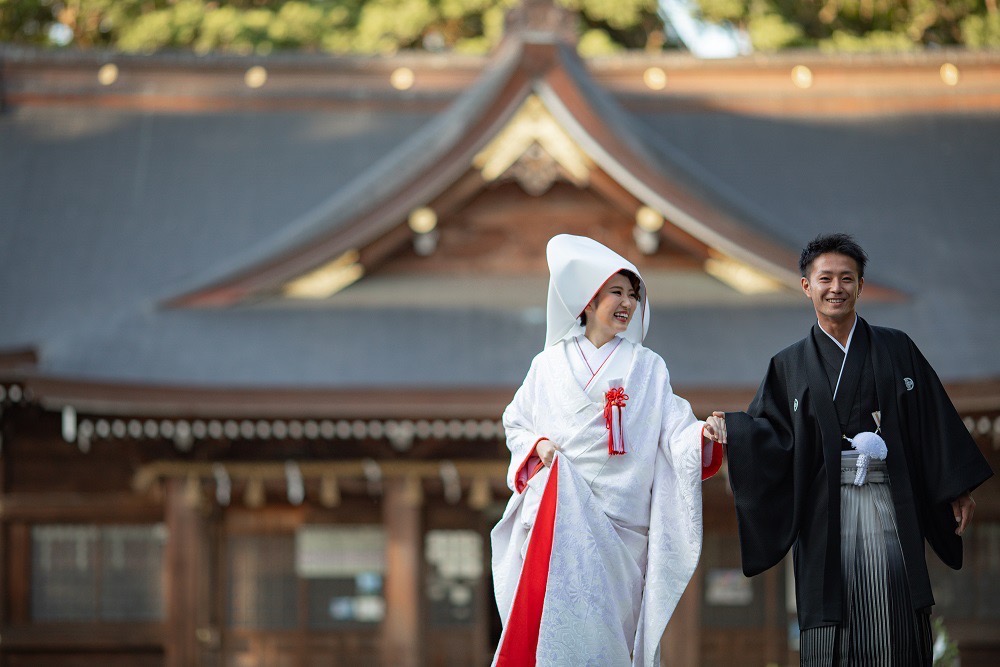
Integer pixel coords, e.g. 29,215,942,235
1,0,998,665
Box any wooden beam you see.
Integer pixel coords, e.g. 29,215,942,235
944,379,1000,413
14,374,1000,428
591,52,1000,117
0,492,162,522
2,52,483,113
0,347,38,372
133,460,508,495
25,376,516,418
0,622,163,650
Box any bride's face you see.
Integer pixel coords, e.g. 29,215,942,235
583,273,638,343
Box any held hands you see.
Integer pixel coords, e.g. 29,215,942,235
535,439,559,467
704,411,727,444
951,491,976,536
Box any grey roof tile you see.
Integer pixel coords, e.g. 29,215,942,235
3,61,999,393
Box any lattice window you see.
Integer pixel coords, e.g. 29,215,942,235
31,524,166,622
425,529,482,625
227,526,386,630
928,520,1000,620
227,534,297,630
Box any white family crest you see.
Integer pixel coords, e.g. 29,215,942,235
793,398,799,412
904,377,915,391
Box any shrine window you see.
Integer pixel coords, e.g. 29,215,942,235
927,520,1000,621
31,524,167,622
425,529,483,626
227,525,386,630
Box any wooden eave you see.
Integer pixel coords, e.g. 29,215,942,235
0,46,485,112
591,50,1000,116
7,46,998,117
5,372,751,419
14,375,515,419
0,347,38,372
940,378,1000,414
6,373,1000,421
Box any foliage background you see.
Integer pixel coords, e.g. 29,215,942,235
1,0,998,56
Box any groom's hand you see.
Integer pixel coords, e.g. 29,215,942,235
704,412,727,444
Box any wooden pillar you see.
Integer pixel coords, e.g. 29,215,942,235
5,522,30,626
382,475,423,667
0,521,6,628
661,561,702,666
763,565,785,665
164,477,213,667
0,413,7,629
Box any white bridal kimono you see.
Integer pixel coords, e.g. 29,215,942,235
491,335,719,667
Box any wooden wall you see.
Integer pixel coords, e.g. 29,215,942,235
1,402,997,666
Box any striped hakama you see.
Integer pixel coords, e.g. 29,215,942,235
799,451,932,666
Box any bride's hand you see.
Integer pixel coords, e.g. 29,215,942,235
536,439,559,467
704,412,727,444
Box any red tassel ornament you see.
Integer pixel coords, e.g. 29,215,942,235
604,386,628,455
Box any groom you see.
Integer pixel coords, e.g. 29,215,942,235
707,233,992,664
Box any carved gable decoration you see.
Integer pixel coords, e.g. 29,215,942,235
473,95,591,196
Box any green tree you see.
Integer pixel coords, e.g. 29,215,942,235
0,0,662,54
0,0,54,44
695,0,1000,52
0,0,997,53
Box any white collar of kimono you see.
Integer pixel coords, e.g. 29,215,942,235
819,314,857,399
818,315,858,354
544,234,650,348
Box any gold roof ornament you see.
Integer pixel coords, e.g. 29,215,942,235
282,249,364,299
704,255,783,294
473,95,591,195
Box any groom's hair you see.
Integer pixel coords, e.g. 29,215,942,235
799,233,868,279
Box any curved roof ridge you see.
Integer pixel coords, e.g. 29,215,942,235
163,40,526,306
539,43,804,285
558,50,796,245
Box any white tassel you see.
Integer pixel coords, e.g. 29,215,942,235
848,431,888,485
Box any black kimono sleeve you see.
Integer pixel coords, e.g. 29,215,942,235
899,335,993,569
724,356,812,577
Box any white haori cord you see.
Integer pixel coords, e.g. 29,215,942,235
844,411,887,486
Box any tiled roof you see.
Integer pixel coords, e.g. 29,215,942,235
2,43,998,407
